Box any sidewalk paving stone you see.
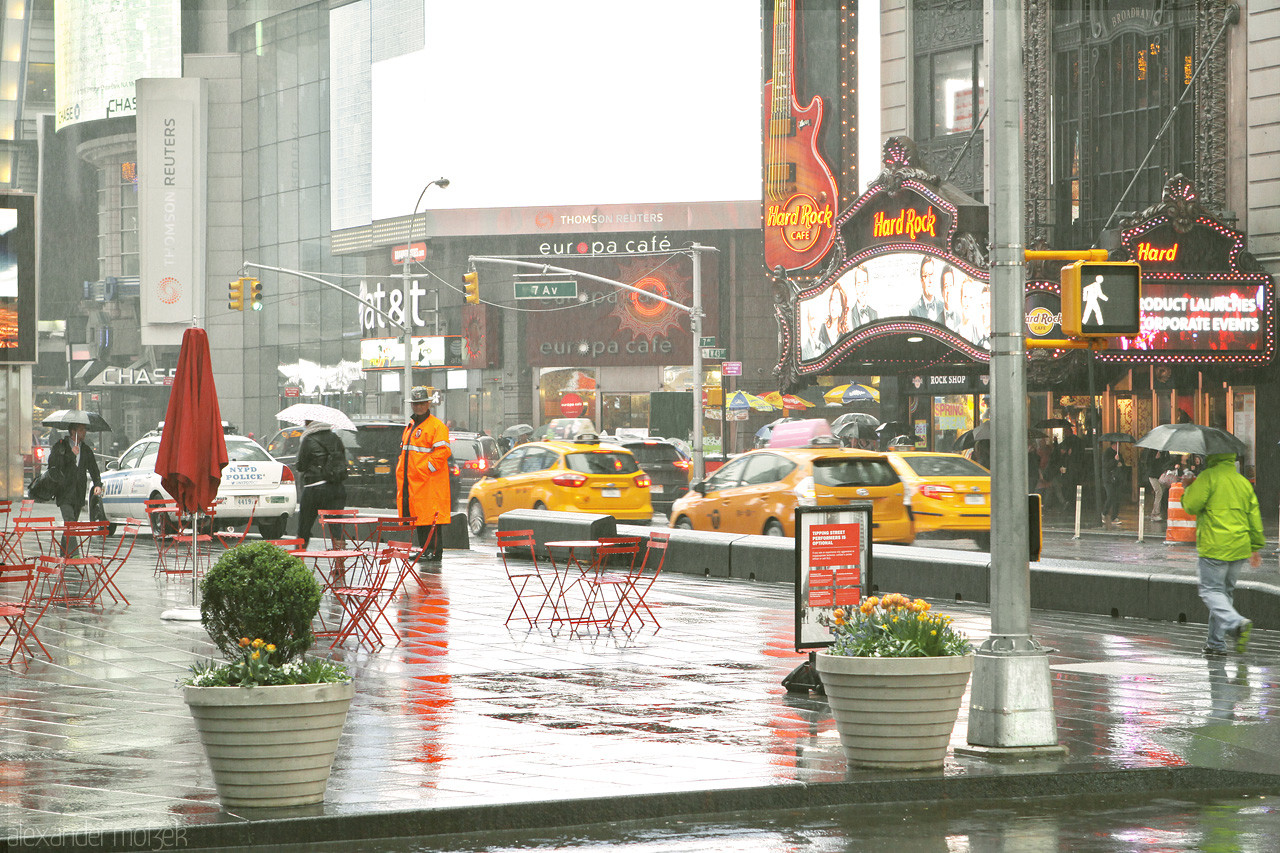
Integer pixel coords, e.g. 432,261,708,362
1,531,1279,850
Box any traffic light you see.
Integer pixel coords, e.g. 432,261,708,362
1060,261,1142,337
248,278,263,311
463,271,480,305
228,278,245,311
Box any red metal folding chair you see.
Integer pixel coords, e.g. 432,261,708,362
330,546,396,650
212,501,258,550
94,519,142,606
0,563,53,663
614,531,669,630
42,521,111,607
572,541,641,630
317,508,360,549
496,530,556,626
143,499,183,575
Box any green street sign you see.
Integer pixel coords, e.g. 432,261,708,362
701,347,727,360
699,336,716,347
514,280,578,300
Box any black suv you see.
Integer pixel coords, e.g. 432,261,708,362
614,437,691,517
450,432,502,509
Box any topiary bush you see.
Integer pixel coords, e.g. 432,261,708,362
199,542,322,662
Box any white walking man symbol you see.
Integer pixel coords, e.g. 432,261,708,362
1082,274,1109,326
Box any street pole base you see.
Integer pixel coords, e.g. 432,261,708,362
954,742,1068,761
782,653,825,695
966,647,1060,748
160,606,202,622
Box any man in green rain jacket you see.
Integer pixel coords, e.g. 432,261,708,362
1181,453,1264,655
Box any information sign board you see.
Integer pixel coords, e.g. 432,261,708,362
794,503,872,650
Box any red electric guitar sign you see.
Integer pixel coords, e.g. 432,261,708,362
763,0,839,272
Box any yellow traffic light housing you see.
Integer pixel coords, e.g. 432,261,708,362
463,271,480,305
248,278,263,311
228,277,245,311
1060,261,1142,338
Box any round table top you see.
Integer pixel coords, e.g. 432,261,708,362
544,540,608,549
293,548,366,559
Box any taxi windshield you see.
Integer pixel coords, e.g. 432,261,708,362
901,455,989,477
812,457,898,487
565,451,640,475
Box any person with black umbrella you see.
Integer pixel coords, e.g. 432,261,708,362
47,421,104,527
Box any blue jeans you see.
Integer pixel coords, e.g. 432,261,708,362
1198,556,1248,650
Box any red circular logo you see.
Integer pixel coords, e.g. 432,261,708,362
157,277,181,305
535,211,554,229
576,242,589,254
560,393,586,417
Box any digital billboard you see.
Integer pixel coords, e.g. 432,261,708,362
0,194,36,364
330,0,762,236
54,0,182,131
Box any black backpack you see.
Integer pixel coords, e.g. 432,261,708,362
319,442,349,484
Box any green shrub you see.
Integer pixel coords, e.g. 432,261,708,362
198,542,322,662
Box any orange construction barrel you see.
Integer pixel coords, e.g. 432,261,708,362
1165,482,1196,544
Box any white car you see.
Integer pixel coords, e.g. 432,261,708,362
100,434,298,539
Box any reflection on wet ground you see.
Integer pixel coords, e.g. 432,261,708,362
210,793,1280,853
3,529,1280,848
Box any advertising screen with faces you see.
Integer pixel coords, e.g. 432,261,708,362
797,251,991,361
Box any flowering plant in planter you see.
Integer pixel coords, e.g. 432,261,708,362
819,593,972,657
182,542,348,686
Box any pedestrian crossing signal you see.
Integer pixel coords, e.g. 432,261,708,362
1060,261,1141,338
463,271,480,305
228,278,245,311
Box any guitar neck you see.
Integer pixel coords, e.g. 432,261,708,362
772,0,791,119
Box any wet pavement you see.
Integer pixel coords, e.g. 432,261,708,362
3,506,1280,851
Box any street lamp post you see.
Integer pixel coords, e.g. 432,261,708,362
401,177,450,417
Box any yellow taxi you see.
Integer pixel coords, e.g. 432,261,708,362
883,451,991,549
466,434,652,535
667,445,914,543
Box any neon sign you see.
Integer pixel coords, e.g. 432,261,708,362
871,207,938,241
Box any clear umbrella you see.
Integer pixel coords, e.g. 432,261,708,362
276,403,358,432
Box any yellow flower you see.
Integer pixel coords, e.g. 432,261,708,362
251,651,260,660
252,638,265,649
238,637,251,647
931,630,937,636
860,601,874,615
265,644,276,653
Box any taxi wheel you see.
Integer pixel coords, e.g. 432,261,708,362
763,519,785,537
974,532,991,551
674,516,693,530
468,500,486,537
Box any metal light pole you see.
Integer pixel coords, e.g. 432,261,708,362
401,177,450,417
963,0,1061,754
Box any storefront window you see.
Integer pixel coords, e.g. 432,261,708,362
538,368,597,426
602,393,652,434
932,395,974,452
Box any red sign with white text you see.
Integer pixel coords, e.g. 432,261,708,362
809,523,862,566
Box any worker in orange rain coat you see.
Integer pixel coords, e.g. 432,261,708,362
396,386,451,562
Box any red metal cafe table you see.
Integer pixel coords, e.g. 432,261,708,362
291,547,367,639
542,539,640,627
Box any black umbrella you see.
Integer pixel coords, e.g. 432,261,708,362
42,410,111,432
832,412,880,430
1137,424,1246,456
834,420,878,441
502,424,534,439
1097,432,1136,443
1035,418,1075,430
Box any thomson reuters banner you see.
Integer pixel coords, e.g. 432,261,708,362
137,78,207,345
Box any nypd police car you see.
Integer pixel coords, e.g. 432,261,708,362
99,434,298,539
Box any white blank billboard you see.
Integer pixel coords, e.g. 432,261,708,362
332,0,762,236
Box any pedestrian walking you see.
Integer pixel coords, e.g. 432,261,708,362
1181,452,1263,655
295,418,348,549
1100,444,1124,526
47,424,103,526
397,386,451,562
1144,449,1173,521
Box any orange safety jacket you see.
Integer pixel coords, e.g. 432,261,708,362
396,414,451,527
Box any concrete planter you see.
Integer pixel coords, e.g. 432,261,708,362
815,652,973,770
183,681,354,808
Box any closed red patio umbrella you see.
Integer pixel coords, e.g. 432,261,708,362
156,327,229,512
155,328,228,618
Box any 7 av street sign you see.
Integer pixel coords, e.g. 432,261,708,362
515,280,578,300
